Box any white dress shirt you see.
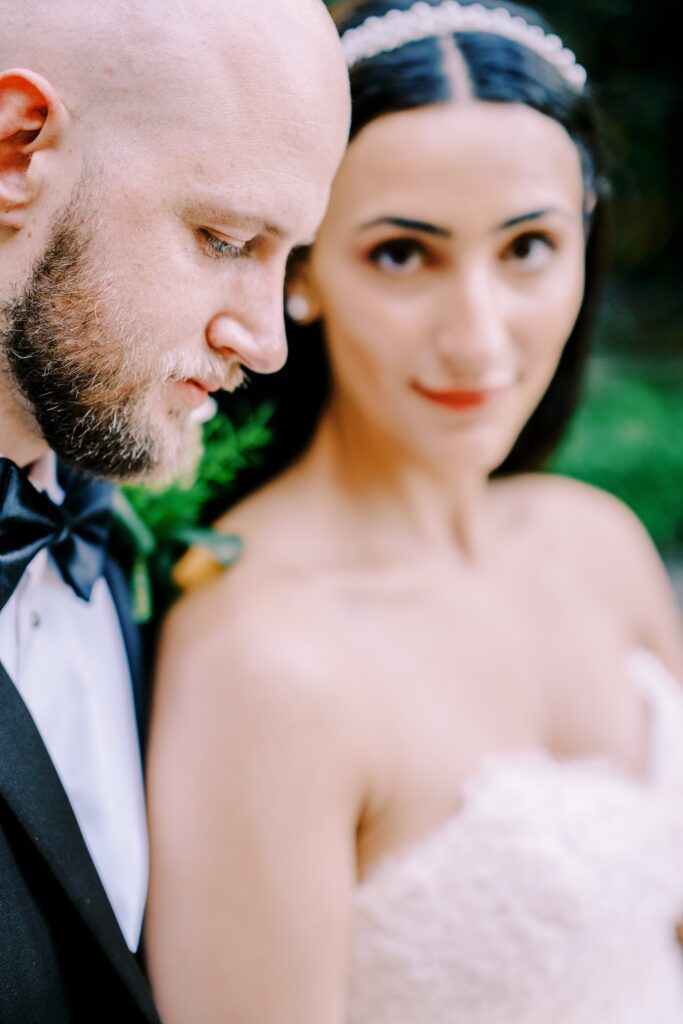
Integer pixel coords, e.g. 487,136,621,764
0,452,148,951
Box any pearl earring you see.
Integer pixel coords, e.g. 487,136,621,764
286,294,311,322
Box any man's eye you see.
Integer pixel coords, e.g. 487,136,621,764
502,232,556,269
368,239,427,274
199,229,250,259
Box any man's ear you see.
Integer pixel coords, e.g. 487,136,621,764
0,69,68,230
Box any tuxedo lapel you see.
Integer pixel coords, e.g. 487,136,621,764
104,555,148,745
0,659,159,1021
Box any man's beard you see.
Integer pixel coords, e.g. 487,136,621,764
0,192,243,482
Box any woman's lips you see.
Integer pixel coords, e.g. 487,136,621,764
412,381,512,411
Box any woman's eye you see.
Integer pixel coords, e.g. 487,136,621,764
503,232,555,269
368,239,427,274
199,229,250,260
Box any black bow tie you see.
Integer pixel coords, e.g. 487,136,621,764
0,457,114,612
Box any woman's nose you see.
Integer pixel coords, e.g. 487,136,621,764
437,268,509,368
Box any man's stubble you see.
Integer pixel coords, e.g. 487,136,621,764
0,182,241,482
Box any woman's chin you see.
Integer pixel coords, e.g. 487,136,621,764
414,428,517,480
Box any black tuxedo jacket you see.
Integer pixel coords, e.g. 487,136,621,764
0,555,161,1023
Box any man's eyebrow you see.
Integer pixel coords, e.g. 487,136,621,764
190,200,288,239
358,216,451,238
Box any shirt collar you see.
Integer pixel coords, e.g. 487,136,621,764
0,449,65,506
28,450,65,505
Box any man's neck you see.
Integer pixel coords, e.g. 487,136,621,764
0,379,48,469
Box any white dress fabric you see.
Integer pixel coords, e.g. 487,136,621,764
348,651,683,1023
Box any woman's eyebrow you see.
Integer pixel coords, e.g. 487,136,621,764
498,207,563,230
358,216,451,237
358,209,568,236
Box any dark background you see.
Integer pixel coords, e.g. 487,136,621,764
545,0,681,364
530,0,682,559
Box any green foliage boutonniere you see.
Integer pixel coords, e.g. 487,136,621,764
112,400,273,623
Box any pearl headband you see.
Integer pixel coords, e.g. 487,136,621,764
341,1,587,92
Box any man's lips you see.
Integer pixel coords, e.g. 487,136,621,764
173,379,217,410
191,378,216,393
412,381,512,410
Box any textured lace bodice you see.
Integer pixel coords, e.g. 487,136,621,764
348,651,683,1023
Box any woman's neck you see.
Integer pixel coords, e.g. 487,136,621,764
301,408,495,566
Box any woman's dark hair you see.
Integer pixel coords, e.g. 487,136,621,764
218,0,609,500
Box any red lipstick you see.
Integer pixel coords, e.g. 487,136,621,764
412,382,509,411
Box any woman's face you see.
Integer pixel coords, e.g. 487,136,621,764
299,100,588,475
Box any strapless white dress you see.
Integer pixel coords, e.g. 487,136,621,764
348,651,683,1023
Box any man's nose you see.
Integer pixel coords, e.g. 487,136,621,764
206,281,288,375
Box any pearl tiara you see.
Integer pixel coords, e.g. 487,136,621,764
341,1,587,92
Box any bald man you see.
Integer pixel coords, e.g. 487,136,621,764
0,1,349,1019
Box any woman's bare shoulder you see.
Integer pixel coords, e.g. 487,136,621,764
152,546,375,844
155,543,365,770
500,473,682,669
500,472,668,578
163,556,335,677
173,464,329,592
498,472,650,545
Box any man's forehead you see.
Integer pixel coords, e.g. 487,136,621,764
1,0,345,124
129,2,345,149
0,0,349,244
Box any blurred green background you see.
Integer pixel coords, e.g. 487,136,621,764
535,0,682,561
327,0,683,563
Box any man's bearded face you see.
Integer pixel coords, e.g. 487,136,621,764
0,189,242,482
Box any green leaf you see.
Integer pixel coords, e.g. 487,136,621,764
131,556,154,625
551,369,683,550
112,404,273,618
112,490,157,556
174,527,243,567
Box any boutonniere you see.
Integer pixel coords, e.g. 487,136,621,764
113,399,273,624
